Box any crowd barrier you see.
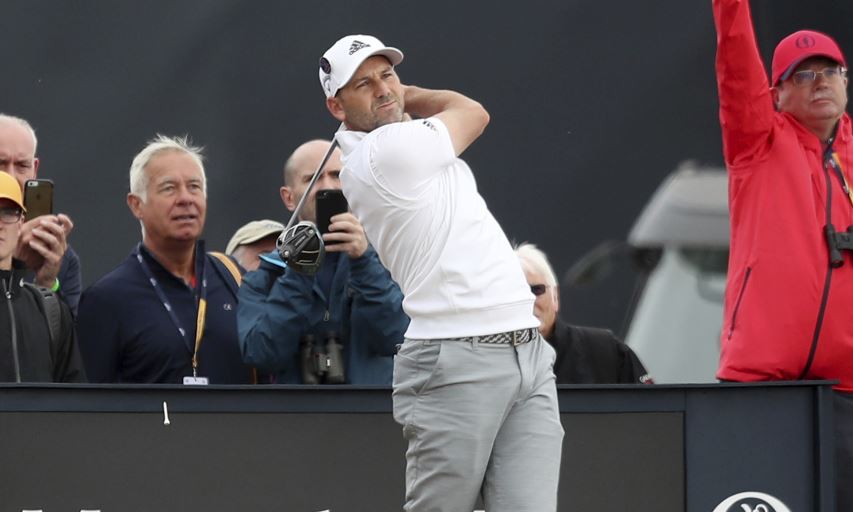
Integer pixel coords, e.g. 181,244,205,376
0,381,834,512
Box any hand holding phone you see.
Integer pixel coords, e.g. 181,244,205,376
315,189,349,235
24,179,54,220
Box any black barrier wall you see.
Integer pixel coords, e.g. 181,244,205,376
0,1,850,330
0,382,834,512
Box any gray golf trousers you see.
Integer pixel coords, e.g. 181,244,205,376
392,333,564,512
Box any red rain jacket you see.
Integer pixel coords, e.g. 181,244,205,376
714,0,853,390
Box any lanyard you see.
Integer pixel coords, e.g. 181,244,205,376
826,151,853,208
135,244,208,377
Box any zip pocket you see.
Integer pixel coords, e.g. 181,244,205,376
728,266,752,339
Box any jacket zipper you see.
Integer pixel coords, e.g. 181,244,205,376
798,160,840,379
3,278,21,383
727,266,752,339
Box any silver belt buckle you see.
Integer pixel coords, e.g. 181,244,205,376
511,330,520,346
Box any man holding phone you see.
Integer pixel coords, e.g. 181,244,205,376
0,114,82,316
237,139,409,384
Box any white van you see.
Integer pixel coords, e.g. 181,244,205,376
564,163,728,383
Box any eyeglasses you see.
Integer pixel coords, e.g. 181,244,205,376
530,284,548,296
790,66,847,87
0,207,22,224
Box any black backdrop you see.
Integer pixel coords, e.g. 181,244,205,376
2,0,851,329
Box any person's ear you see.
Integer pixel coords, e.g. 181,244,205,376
326,97,346,123
553,285,560,314
280,185,296,212
771,86,781,111
127,193,143,219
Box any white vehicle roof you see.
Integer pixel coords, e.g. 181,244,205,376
629,163,728,247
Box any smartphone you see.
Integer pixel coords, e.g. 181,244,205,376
23,179,54,220
315,189,349,235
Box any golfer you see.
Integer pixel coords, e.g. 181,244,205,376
319,34,564,512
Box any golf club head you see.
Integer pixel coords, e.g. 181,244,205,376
277,221,325,275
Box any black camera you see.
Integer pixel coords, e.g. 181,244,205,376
300,331,346,384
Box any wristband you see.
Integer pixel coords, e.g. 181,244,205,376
51,278,60,292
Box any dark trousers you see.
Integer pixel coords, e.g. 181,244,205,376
834,391,853,512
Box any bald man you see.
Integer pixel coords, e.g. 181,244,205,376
237,140,409,384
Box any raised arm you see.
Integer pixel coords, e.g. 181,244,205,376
403,85,490,156
713,0,776,167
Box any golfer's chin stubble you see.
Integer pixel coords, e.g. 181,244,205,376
373,104,405,130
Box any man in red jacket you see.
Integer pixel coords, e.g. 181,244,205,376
713,0,852,508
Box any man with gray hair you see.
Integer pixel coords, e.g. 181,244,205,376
0,114,82,315
515,243,651,384
76,135,253,384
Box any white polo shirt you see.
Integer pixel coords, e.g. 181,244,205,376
336,117,537,339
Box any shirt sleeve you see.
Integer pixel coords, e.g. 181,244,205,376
712,0,777,169
618,343,653,384
53,299,87,383
347,246,409,356
369,117,458,197
57,246,82,317
237,260,316,372
76,284,121,383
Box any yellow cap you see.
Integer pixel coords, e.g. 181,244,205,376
0,173,25,211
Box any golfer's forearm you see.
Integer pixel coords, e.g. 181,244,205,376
403,85,490,155
403,85,488,122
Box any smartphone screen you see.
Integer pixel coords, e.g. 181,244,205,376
315,189,349,235
23,179,54,220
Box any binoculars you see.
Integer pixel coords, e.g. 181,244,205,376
300,331,346,384
825,224,853,268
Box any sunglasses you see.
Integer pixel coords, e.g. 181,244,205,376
0,207,22,224
530,284,548,296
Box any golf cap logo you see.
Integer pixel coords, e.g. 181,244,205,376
796,35,816,49
712,491,791,512
348,40,370,55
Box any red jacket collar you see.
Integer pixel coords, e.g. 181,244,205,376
783,111,852,153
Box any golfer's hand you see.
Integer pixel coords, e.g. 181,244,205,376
323,212,368,259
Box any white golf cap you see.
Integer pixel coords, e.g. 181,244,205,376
319,34,404,98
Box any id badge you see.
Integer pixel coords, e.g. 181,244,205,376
183,376,209,386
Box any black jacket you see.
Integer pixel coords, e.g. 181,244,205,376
549,319,651,385
0,261,86,382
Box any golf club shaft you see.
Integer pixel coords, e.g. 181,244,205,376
285,139,341,230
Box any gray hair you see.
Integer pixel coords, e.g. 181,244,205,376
515,242,558,288
129,134,206,202
0,114,38,154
